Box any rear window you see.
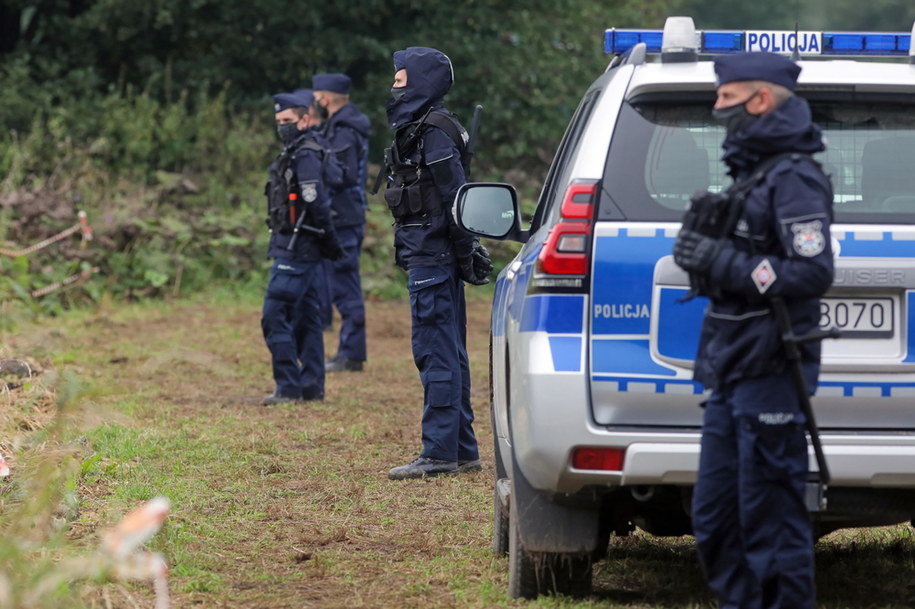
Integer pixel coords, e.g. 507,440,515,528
600,93,915,223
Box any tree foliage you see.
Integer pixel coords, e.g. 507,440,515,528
4,0,912,312
1,0,674,176
672,0,915,30
2,0,913,174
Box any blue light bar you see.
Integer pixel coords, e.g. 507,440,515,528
604,30,664,54
604,28,912,57
824,33,911,55
703,32,743,54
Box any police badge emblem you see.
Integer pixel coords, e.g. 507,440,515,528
301,182,318,203
792,220,826,257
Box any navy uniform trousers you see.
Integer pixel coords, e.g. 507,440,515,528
408,264,479,463
692,371,815,609
261,259,325,399
321,224,367,362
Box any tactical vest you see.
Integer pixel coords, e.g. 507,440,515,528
264,134,326,234
381,111,469,221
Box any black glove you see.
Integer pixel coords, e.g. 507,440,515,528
471,242,494,279
320,238,347,261
673,229,722,273
458,255,490,286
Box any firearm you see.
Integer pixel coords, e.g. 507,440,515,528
465,104,483,181
285,193,325,251
681,153,805,299
770,296,840,510
679,190,734,299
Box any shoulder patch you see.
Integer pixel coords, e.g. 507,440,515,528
791,220,826,257
300,181,318,203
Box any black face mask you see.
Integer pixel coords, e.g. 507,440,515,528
390,86,407,102
313,99,329,121
712,90,761,136
276,122,300,145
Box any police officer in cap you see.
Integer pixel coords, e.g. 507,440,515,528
673,52,834,608
261,89,345,405
381,46,493,480
312,73,372,373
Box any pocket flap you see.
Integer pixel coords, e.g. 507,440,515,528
408,267,450,292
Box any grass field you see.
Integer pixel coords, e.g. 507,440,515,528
2,286,914,608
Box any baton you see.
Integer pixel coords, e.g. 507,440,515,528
770,296,840,491
466,104,483,181
286,210,326,251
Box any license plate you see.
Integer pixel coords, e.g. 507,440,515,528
819,297,894,338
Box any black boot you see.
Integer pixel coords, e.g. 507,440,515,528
388,457,458,480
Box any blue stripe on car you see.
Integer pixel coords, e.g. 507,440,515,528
905,291,915,363
589,375,915,398
591,375,703,394
520,295,585,333
835,232,915,257
549,336,583,372
592,230,672,336
657,288,706,361
592,339,677,376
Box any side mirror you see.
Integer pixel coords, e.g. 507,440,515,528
452,182,529,243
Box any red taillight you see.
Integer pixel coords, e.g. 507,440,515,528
539,223,590,274
571,447,625,471
560,181,597,219
537,180,598,276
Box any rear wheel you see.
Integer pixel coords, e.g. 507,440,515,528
507,482,593,599
490,331,510,557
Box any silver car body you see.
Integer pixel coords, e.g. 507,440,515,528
494,55,915,500
469,17,915,599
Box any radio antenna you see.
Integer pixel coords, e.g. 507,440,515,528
791,0,801,61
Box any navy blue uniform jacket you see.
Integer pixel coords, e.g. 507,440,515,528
267,129,339,261
322,105,371,228
385,47,475,269
694,95,835,390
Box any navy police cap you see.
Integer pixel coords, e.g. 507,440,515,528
713,52,801,91
312,73,351,94
273,90,312,113
292,88,315,107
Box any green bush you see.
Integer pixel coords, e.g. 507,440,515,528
1,0,687,320
0,86,274,314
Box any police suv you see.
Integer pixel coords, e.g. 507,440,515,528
454,17,915,599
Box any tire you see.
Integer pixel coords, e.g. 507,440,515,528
507,482,593,599
493,480,509,556
489,331,509,482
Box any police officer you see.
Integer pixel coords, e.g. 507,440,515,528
381,47,493,480
262,89,345,405
673,53,834,609
311,73,372,373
